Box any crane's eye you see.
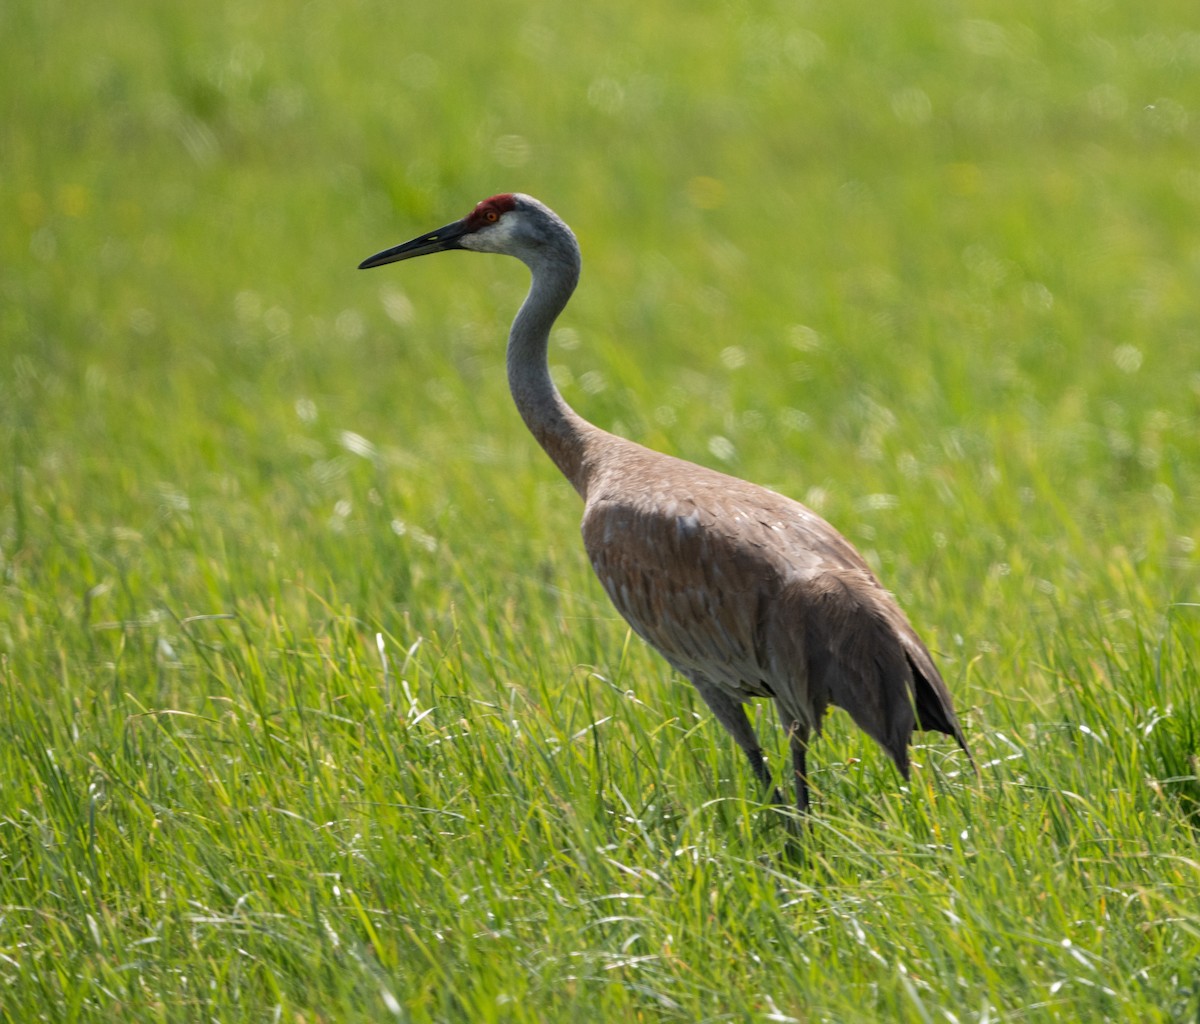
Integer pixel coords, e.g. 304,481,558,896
484,210,499,223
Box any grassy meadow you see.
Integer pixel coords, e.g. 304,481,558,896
4,0,1200,1019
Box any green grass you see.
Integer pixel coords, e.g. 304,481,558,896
3,0,1200,1019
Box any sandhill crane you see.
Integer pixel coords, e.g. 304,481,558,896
360,193,973,813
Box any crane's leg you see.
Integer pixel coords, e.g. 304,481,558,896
686,672,785,805
774,706,812,813
789,726,811,814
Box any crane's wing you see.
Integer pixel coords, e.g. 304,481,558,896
783,567,973,774
583,487,800,705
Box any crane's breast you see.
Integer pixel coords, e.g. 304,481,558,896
581,493,782,697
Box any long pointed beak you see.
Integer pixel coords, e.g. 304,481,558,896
358,218,470,269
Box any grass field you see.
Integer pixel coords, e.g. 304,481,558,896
3,0,1200,1020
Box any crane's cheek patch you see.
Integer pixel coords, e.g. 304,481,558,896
461,217,520,253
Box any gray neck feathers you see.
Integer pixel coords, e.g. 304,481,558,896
505,240,593,496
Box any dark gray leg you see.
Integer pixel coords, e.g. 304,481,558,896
776,713,811,813
687,673,785,804
772,702,812,813
790,727,810,813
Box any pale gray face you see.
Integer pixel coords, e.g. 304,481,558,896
458,210,524,255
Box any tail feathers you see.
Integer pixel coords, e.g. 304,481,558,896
907,651,976,772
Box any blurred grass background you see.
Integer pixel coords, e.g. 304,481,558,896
3,0,1200,1020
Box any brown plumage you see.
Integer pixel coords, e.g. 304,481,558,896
360,192,974,813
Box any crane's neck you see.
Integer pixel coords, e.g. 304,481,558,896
506,250,597,498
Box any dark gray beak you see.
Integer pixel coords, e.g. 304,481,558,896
358,218,470,269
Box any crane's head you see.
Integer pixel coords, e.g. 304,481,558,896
358,193,579,273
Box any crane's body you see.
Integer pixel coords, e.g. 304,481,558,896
361,192,972,812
